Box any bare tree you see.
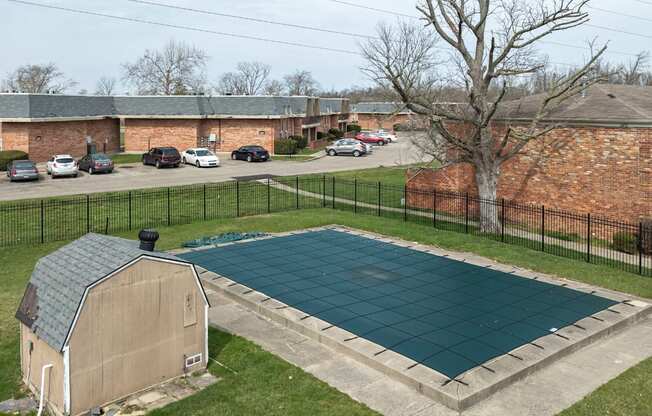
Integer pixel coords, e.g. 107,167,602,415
620,51,650,85
215,72,243,95
263,79,284,96
95,76,117,95
284,70,320,96
122,40,208,95
215,61,271,95
362,1,606,232
236,62,271,95
2,63,76,93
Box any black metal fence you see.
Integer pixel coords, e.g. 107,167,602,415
0,176,650,277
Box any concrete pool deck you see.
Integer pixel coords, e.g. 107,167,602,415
172,226,652,412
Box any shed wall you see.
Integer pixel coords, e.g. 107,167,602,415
67,259,206,415
20,323,65,415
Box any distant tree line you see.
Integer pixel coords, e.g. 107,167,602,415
3,38,651,98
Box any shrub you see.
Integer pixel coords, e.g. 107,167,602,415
289,135,308,149
347,124,361,133
328,128,344,138
0,150,28,171
274,138,297,155
317,131,324,140
393,123,406,131
612,232,638,254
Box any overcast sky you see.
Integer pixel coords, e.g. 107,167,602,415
1,0,651,94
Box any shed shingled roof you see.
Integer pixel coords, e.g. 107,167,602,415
15,233,183,352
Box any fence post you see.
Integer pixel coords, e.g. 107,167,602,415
203,184,207,221
541,205,545,252
403,186,407,221
167,187,171,226
433,188,437,228
332,176,336,209
586,213,591,263
465,193,469,234
236,181,240,217
86,195,90,234
377,181,381,216
322,175,326,207
267,178,271,214
40,199,44,244
639,222,643,275
128,191,132,231
295,176,299,210
501,198,505,242
354,178,358,213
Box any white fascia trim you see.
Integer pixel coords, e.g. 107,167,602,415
117,115,287,120
61,255,209,350
63,346,70,414
301,123,321,128
204,304,209,367
0,116,111,123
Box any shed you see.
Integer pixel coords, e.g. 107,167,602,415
15,232,209,416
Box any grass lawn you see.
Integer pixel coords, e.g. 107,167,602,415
149,328,378,416
109,153,143,164
0,209,650,415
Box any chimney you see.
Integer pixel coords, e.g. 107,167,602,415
138,229,159,251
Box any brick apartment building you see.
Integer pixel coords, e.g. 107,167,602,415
406,84,652,223
350,102,425,130
0,94,349,161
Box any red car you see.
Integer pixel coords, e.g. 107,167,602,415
355,132,387,146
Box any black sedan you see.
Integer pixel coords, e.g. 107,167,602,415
231,145,270,162
78,153,114,174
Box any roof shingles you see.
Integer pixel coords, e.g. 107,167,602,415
17,233,181,351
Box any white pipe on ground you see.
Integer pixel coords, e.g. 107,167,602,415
37,363,53,416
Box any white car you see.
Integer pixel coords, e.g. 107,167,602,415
46,154,78,178
373,130,398,143
181,148,220,167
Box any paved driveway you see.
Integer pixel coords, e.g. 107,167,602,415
0,137,427,201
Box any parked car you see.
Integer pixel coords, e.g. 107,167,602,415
231,145,270,162
6,160,39,182
46,154,78,178
326,139,367,157
373,130,398,143
78,153,114,174
182,148,220,167
355,132,387,146
142,147,181,168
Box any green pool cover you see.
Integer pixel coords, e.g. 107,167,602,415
179,229,619,379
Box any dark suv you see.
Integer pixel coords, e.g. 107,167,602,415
142,147,181,168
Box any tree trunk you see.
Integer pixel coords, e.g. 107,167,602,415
475,162,501,234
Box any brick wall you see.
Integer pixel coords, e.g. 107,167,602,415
123,118,276,154
0,122,30,154
200,119,275,153
0,119,120,162
123,119,198,153
406,124,652,223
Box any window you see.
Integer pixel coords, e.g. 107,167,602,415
185,353,202,368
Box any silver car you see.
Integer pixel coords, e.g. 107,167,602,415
326,139,368,157
7,160,39,182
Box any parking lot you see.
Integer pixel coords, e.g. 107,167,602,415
0,137,427,201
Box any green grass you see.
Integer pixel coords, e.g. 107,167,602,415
109,153,143,164
1,210,651,415
149,328,378,416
